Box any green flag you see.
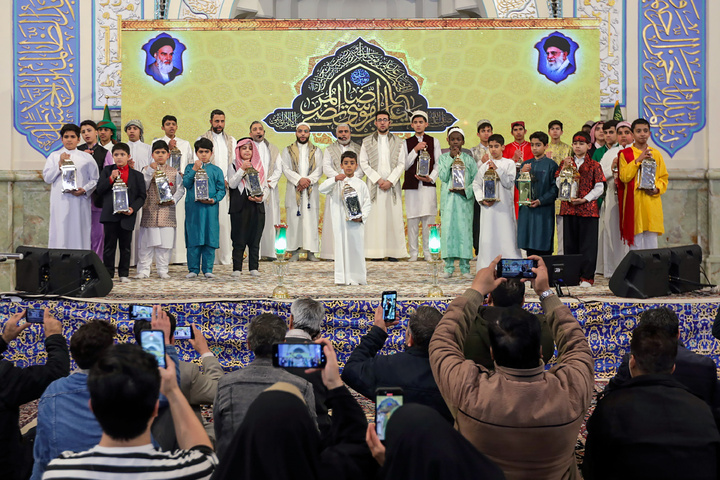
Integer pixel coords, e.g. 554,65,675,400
613,101,623,121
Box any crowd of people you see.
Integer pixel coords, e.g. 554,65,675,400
2,256,719,479
43,111,668,287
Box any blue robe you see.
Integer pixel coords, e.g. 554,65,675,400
439,152,477,260
516,156,559,251
183,162,226,248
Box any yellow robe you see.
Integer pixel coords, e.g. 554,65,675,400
618,145,668,235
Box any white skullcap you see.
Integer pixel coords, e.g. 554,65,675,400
476,119,491,128
297,122,311,130
411,110,428,122
447,126,465,139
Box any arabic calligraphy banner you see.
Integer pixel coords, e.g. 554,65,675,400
120,19,599,151
14,0,81,154
640,0,705,158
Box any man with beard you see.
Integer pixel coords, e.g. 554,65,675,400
154,115,194,265
78,120,114,258
358,110,409,261
147,37,180,84
281,122,323,262
200,109,234,265
249,121,284,260
544,35,575,78
319,123,362,260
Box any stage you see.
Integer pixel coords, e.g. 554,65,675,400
2,259,719,378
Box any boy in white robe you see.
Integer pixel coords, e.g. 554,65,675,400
473,133,522,270
319,151,372,285
43,123,99,250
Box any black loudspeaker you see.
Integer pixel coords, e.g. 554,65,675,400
15,246,51,294
15,247,113,298
609,248,671,299
668,244,703,293
541,255,583,287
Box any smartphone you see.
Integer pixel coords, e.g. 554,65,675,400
496,258,538,279
381,291,397,322
272,343,327,368
375,387,404,441
26,308,44,324
140,329,166,368
129,304,153,321
174,326,194,340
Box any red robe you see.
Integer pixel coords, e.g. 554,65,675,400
503,142,533,218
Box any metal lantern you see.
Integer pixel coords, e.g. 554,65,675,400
558,162,579,202
61,160,78,193
427,224,443,297
272,224,289,298
154,169,174,204
483,165,500,202
428,224,441,256
169,147,182,171
112,176,130,214
449,156,466,194
638,155,657,191
274,224,288,258
194,167,210,201
517,169,533,205
342,183,363,221
245,165,264,197
417,147,431,177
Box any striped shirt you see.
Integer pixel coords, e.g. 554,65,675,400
42,444,217,480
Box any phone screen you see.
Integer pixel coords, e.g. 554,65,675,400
381,291,397,322
273,343,327,368
497,259,537,279
129,304,153,321
140,330,166,368
26,308,44,324
375,389,403,441
174,326,193,340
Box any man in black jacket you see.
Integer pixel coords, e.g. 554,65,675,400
0,308,70,480
341,303,452,422
583,323,720,480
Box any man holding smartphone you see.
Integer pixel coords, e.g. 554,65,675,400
0,308,69,480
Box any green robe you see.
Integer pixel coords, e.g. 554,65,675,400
439,152,477,259
516,156,559,251
183,162,226,248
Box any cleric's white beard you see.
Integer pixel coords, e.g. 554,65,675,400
338,138,352,146
157,60,173,75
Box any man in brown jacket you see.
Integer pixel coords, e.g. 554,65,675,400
429,255,593,480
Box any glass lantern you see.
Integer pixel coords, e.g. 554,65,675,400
245,165,264,197
417,147,431,177
558,163,579,202
638,155,657,191
343,183,363,221
61,160,78,193
483,165,500,202
155,170,174,204
517,169,533,205
112,177,130,214
169,147,182,171
449,156,466,194
194,167,209,201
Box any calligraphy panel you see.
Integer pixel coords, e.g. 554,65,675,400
13,0,80,154
167,0,236,20
639,0,705,158
493,0,538,18
93,0,144,110
576,0,625,107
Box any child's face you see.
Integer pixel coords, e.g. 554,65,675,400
572,140,589,157
633,124,651,145
603,127,617,146
341,157,358,176
530,139,547,158
617,127,633,146
594,124,605,142
447,131,465,150
488,141,504,159
162,120,177,138
512,125,526,142
98,127,112,144
153,149,169,165
478,126,493,143
548,125,563,140
80,125,98,145
61,131,79,150
411,117,428,135
113,150,130,168
126,125,141,142
239,143,253,161
196,148,212,163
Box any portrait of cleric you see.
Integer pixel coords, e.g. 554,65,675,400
535,32,578,84
143,33,185,85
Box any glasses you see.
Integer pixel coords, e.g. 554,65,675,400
376,118,390,123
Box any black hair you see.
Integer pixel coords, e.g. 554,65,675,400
79,120,98,130
112,142,131,155
602,120,619,131
152,140,169,153
487,306,541,369
161,115,177,127
477,121,493,133
210,109,225,121
247,313,287,357
488,134,505,146
630,323,677,375
547,120,563,131
340,151,358,162
529,131,549,146
70,320,116,370
249,120,263,131
408,305,443,351
194,137,214,153
489,279,526,307
572,131,592,144
637,307,679,337
631,118,651,131
60,124,81,138
375,110,390,120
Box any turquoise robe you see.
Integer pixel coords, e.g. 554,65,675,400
516,156,559,251
183,162,226,248
439,152,477,259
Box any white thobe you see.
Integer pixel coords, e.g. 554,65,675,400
209,131,235,265
282,143,323,253
319,176,372,284
598,145,629,277
126,140,152,266
255,141,284,258
473,158,522,270
359,135,408,259
43,149,99,250
156,135,193,264
402,136,440,219
320,143,364,260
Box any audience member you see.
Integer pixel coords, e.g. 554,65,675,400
342,304,452,422
429,256,593,479
284,298,332,442
31,320,116,480
214,313,316,458
583,323,720,480
213,339,376,480
43,344,217,479
608,307,720,409
0,309,69,480
365,403,506,480
463,279,555,369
